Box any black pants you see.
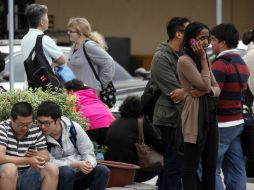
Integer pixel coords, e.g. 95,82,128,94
182,124,218,190
86,128,108,146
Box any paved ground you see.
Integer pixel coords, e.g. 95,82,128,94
106,175,254,189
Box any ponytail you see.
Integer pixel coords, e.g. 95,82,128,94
89,31,108,50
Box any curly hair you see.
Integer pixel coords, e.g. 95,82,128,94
119,96,141,118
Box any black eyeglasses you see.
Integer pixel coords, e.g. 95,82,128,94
13,121,33,128
37,120,56,127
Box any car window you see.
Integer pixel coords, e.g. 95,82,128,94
113,62,133,82
1,53,25,82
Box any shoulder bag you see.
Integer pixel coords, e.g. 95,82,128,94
135,118,164,172
83,41,116,108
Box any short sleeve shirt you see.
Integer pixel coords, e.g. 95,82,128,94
0,120,47,168
21,28,63,66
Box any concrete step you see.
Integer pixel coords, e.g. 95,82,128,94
106,183,157,190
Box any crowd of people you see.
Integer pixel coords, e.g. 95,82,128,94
0,2,253,190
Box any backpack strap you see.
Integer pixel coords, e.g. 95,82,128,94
69,120,78,150
47,119,78,152
35,34,44,54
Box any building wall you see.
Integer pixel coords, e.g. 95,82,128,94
37,0,254,55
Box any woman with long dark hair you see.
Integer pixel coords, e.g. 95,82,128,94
177,22,221,190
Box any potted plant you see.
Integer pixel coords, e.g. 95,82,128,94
0,88,88,128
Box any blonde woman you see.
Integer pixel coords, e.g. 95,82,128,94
67,17,115,93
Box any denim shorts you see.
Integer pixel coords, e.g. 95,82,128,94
17,167,41,190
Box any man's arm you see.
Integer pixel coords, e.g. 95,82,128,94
27,149,49,162
43,35,65,67
53,56,66,67
151,55,181,95
74,122,97,167
0,145,45,169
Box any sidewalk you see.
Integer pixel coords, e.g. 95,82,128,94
106,176,254,190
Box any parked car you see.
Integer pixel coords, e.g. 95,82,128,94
0,43,148,114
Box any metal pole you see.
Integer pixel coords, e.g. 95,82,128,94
8,0,14,90
216,0,222,24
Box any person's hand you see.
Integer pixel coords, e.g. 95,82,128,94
77,161,93,174
189,89,207,98
25,149,38,157
29,156,46,169
191,41,206,58
169,88,185,103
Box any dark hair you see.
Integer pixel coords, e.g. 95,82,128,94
183,22,210,72
166,17,190,40
242,29,254,45
64,79,88,92
25,4,48,28
0,51,5,72
11,102,33,120
119,96,141,118
210,23,239,48
37,101,62,119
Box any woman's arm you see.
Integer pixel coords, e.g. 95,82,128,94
178,55,211,92
85,41,115,88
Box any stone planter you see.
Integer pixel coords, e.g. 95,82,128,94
98,160,140,187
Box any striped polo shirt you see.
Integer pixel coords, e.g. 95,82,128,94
212,51,250,127
0,120,47,168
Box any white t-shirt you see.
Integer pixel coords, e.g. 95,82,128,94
21,28,63,65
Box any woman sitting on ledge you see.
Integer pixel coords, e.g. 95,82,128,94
104,95,163,183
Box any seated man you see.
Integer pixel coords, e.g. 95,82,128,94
0,102,59,190
36,100,110,190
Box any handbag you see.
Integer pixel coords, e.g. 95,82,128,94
83,42,116,108
241,111,254,157
55,64,76,82
135,118,164,172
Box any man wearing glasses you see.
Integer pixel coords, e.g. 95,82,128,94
150,17,190,189
36,101,110,190
0,102,59,190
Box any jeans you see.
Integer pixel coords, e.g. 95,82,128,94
17,167,41,190
58,166,75,190
58,164,110,190
157,126,183,190
216,124,247,190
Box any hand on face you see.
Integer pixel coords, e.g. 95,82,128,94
191,40,206,57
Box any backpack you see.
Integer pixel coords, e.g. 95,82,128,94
47,120,77,152
140,79,161,123
24,34,63,90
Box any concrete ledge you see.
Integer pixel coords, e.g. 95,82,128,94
106,182,157,190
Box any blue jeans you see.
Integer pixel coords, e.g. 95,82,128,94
58,164,110,190
17,167,41,190
216,124,247,190
157,127,183,190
